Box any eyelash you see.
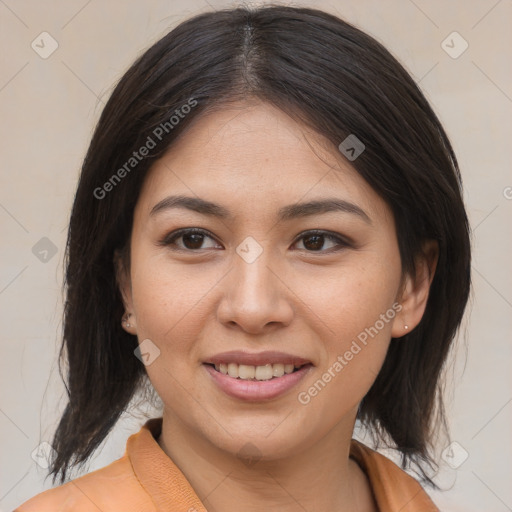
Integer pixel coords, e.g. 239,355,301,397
158,228,352,254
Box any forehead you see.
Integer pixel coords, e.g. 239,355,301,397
135,100,390,223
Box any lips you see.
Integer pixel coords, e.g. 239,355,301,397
206,350,311,367
203,351,313,401
212,362,300,381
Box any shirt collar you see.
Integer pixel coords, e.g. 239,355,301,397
127,417,438,512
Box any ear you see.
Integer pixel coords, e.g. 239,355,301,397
114,249,137,334
391,240,438,338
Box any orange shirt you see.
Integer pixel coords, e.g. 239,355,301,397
15,417,439,511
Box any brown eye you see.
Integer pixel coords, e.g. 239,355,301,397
302,234,325,251
293,230,349,253
182,232,206,249
160,228,221,251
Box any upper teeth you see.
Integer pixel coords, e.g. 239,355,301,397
214,362,299,381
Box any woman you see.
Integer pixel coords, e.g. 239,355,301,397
15,5,470,511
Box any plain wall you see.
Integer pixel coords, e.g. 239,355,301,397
1,1,511,510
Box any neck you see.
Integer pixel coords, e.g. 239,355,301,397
157,410,376,512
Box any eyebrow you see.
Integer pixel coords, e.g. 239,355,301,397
150,195,371,224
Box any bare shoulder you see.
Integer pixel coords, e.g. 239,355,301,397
14,456,154,512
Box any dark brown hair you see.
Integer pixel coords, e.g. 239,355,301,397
50,5,471,487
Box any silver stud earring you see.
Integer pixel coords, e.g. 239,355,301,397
123,313,132,328
404,324,409,330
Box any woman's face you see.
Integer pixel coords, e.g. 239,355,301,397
120,100,412,461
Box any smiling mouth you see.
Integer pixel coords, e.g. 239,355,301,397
205,362,309,381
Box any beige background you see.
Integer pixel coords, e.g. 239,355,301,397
1,0,511,510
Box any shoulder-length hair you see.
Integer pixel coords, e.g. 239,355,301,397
50,5,471,486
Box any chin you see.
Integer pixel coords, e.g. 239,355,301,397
202,419,312,463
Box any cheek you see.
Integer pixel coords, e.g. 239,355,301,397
292,252,401,403
129,254,213,356
295,253,401,340
295,278,399,425
128,258,211,412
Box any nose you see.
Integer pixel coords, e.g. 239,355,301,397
216,248,294,335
